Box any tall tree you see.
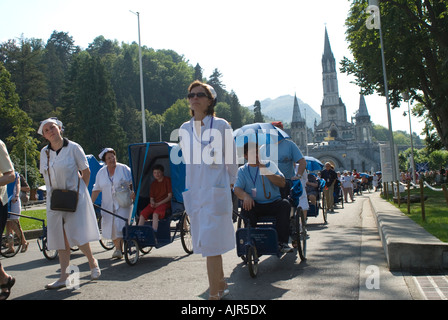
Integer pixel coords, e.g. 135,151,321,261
253,100,264,123
62,52,125,158
194,63,203,81
229,90,242,129
44,31,78,108
342,0,448,149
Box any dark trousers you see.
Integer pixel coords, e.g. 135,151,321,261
0,202,7,237
245,199,291,243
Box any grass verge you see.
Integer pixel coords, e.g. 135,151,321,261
386,187,448,242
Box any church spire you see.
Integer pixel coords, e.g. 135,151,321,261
292,93,304,123
322,26,336,73
357,94,370,117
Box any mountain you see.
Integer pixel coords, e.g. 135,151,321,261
248,95,321,130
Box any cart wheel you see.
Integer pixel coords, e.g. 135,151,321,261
295,207,307,261
124,239,139,266
180,212,193,254
99,237,115,251
247,245,258,278
140,246,152,254
41,237,58,260
322,194,328,224
1,233,21,258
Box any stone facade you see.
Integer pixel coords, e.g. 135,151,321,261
290,27,381,172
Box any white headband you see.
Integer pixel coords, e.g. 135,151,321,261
38,118,63,135
204,84,217,100
99,148,114,160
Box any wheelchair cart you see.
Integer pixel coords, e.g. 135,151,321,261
235,179,307,278
98,142,193,266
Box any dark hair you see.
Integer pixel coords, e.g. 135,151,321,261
152,164,164,173
101,149,116,162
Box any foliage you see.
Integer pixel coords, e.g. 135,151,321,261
343,0,448,150
0,31,253,180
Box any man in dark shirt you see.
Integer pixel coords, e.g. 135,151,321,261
321,162,337,212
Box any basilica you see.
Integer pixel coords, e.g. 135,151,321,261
290,28,381,173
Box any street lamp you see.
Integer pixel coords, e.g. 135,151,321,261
130,10,146,143
402,91,416,182
366,1,398,182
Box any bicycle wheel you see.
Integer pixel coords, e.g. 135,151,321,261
180,212,193,254
41,236,58,260
321,192,328,224
247,245,258,278
124,239,139,266
1,233,21,258
295,207,307,261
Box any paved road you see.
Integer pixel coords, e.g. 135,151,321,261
0,193,431,301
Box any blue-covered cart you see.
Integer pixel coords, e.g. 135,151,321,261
96,142,193,266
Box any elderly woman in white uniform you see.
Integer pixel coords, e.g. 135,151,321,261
38,118,101,289
179,80,237,300
91,148,133,259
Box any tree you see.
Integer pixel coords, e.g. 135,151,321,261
207,68,227,103
194,63,203,81
253,100,264,123
229,90,242,129
0,36,53,125
342,0,448,150
0,62,41,187
44,31,78,109
62,52,126,159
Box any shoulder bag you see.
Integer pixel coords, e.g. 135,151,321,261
46,149,79,212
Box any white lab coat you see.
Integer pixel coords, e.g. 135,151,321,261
92,163,132,240
179,116,238,257
40,140,100,251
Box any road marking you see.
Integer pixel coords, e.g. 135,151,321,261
413,275,448,300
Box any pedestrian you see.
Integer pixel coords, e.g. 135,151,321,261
38,118,101,289
321,162,337,212
0,139,16,300
341,171,354,202
5,171,29,253
179,80,237,300
92,148,134,260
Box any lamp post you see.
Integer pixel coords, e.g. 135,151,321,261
402,91,416,182
366,1,398,182
130,10,146,143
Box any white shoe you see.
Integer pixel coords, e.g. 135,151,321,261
45,279,67,290
91,259,101,280
112,250,123,259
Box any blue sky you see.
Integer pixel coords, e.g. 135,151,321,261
0,0,424,135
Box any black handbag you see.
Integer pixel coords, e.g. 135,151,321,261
46,149,80,212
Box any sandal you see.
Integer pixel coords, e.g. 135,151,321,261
0,276,16,301
21,242,29,253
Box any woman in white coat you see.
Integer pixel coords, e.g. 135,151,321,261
38,118,101,289
91,148,133,259
179,80,237,300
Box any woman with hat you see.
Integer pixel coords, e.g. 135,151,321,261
91,148,134,259
179,80,238,300
38,118,101,289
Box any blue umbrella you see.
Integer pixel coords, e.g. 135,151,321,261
360,173,370,178
304,156,323,171
233,122,290,147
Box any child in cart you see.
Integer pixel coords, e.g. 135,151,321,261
138,165,172,231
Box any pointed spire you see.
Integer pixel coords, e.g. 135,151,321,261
292,93,304,123
357,94,370,117
323,26,335,61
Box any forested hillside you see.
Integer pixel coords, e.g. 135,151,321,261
0,31,254,187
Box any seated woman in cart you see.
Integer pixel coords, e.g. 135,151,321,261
233,142,293,253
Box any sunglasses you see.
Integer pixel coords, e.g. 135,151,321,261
187,92,209,99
